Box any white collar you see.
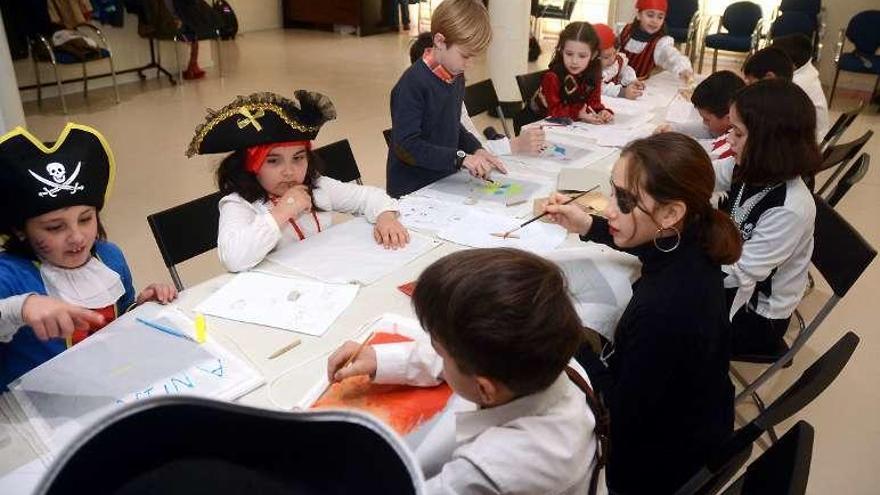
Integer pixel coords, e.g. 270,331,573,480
454,373,570,444
39,256,125,308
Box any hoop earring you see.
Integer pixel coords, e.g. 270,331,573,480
653,226,680,253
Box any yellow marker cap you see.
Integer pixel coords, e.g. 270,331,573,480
195,313,207,344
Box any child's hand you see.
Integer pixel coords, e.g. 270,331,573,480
543,192,594,235
598,110,614,123
653,123,674,134
463,151,507,179
136,283,178,306
272,185,312,225
474,148,509,174
679,69,694,82
510,128,546,155
327,341,377,382
578,107,606,124
21,295,105,341
622,83,644,99
373,211,410,250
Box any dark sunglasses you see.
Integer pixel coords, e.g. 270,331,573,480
609,180,647,215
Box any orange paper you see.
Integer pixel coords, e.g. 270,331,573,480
312,332,453,436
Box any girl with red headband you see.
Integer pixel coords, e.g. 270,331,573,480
187,91,408,273
618,0,693,80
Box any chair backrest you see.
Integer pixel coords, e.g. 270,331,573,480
562,0,577,18
147,191,224,290
515,69,547,104
820,100,865,151
464,79,500,117
720,421,815,495
313,139,362,184
827,153,870,208
722,1,763,35
845,10,880,54
675,332,859,495
382,128,393,148
667,0,700,30
770,12,816,39
779,0,820,16
811,198,877,298
815,130,873,194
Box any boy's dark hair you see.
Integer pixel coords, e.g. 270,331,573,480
742,47,794,80
771,33,813,69
412,248,584,397
1,212,108,260
215,148,323,203
733,78,821,184
409,32,434,64
690,70,745,117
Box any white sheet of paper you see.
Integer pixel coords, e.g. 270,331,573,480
194,272,358,336
545,246,640,339
438,209,567,253
419,170,545,207
603,95,658,115
267,218,440,285
504,142,616,172
665,94,700,123
5,304,263,463
397,196,469,233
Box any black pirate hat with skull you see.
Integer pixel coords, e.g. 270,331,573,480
186,90,336,156
0,123,114,225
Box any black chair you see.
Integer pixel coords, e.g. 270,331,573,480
515,69,547,106
699,1,763,73
531,0,578,39
464,79,511,138
828,10,880,106
730,197,875,408
819,100,865,152
382,128,393,148
677,332,859,495
513,107,542,135
313,139,363,185
36,397,422,495
667,0,701,58
814,129,873,196
147,191,224,291
720,421,814,495
826,153,870,208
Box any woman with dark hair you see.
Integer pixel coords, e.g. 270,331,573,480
545,132,741,493
186,91,408,273
717,78,820,356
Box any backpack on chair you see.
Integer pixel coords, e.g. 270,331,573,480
213,0,238,40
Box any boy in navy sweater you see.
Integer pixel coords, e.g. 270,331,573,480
386,0,507,198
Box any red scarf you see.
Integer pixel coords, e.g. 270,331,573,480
619,23,663,79
269,195,322,240
245,141,312,174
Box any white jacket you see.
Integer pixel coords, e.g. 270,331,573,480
792,63,830,140
217,176,398,272
374,341,597,495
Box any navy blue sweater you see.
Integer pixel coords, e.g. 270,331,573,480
386,60,482,198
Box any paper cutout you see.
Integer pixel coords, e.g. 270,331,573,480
195,272,358,336
311,332,453,436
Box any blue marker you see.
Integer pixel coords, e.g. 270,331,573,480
136,317,196,343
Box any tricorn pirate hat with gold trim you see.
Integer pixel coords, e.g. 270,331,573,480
186,90,337,157
0,123,115,225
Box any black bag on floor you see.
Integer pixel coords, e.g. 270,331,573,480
213,0,238,40
528,34,542,62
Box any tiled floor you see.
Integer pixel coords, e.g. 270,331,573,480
19,29,880,493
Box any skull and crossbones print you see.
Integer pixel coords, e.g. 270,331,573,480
28,161,85,198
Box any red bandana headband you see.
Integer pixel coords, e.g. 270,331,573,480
636,0,667,12
245,141,312,174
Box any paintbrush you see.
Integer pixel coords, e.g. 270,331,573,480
339,331,376,373
490,185,599,239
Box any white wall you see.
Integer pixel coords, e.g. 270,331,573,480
0,10,26,131
226,0,283,32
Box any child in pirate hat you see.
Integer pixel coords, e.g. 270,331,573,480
187,91,409,273
0,123,177,389
618,0,693,80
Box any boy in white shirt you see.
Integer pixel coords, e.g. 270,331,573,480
328,248,600,495
772,34,830,139
594,23,644,99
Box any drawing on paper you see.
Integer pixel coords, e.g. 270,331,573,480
426,172,543,206
311,332,453,436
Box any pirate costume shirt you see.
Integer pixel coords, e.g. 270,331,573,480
0,124,135,389
713,156,816,353
618,0,692,79
593,23,639,98
187,91,398,273
532,60,610,121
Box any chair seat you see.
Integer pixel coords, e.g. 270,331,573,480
668,27,690,43
838,52,880,75
44,48,111,64
705,33,753,52
732,339,793,367
537,7,569,20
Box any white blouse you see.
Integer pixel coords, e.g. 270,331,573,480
217,176,399,272
622,34,692,77
602,53,639,97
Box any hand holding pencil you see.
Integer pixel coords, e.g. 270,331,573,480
327,334,378,383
